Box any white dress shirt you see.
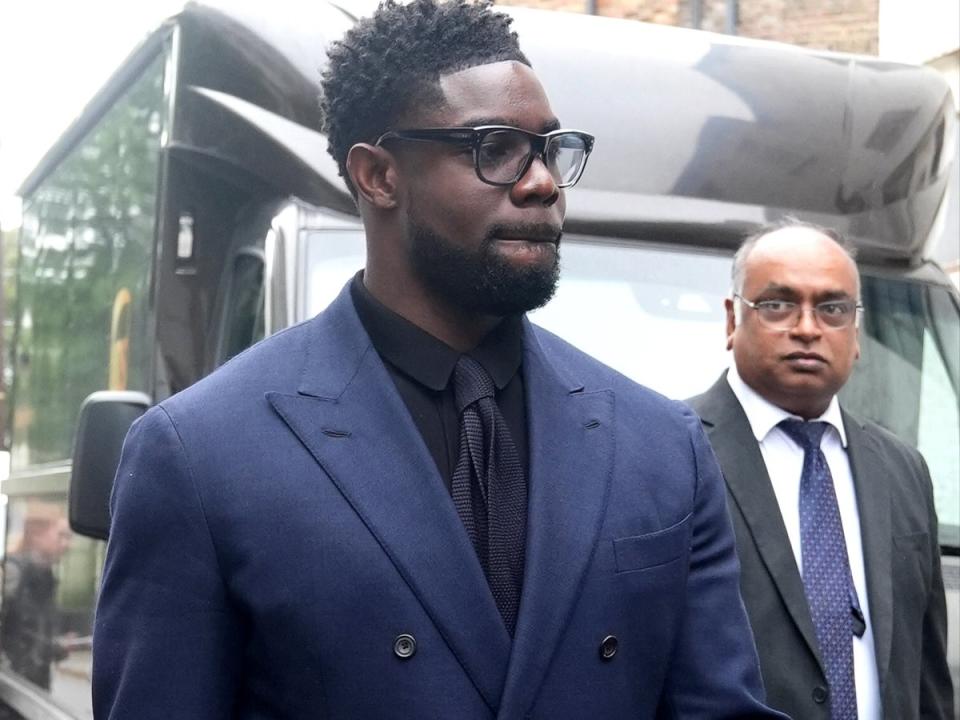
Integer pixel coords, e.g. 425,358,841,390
727,363,881,720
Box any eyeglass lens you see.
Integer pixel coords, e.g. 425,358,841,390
756,302,857,329
477,129,588,186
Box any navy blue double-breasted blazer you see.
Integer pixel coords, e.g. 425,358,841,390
93,284,783,719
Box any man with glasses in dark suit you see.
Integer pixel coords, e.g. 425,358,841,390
689,219,953,720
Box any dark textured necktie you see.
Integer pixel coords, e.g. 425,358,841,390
779,419,858,720
451,355,526,636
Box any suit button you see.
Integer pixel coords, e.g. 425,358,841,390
393,633,417,659
812,685,828,704
599,635,618,661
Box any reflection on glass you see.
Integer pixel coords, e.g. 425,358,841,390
842,277,960,547
10,54,163,469
1,501,72,690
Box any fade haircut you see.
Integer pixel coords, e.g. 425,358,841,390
731,216,860,299
319,0,530,198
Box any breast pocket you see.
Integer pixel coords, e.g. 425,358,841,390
612,513,692,574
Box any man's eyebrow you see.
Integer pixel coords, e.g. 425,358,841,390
754,284,854,301
754,284,799,299
814,290,856,302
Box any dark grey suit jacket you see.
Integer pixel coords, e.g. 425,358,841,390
688,373,954,720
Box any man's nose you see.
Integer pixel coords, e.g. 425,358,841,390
789,306,823,338
511,154,560,207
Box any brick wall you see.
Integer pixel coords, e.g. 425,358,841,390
496,0,880,55
497,0,679,23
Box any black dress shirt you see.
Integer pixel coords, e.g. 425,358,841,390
350,273,528,488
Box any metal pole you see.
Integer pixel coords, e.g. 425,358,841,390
726,0,738,35
0,221,6,449
691,0,703,29
586,0,598,15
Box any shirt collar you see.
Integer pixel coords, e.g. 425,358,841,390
726,361,848,447
350,272,524,391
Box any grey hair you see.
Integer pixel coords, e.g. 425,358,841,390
730,217,860,322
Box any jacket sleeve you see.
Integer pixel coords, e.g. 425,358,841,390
657,404,789,719
93,405,244,719
915,452,955,719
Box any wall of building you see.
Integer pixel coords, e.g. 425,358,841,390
496,0,680,22
495,0,881,55
682,0,878,53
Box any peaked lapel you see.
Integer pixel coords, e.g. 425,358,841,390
692,375,823,671
497,324,614,719
842,411,893,695
266,287,511,713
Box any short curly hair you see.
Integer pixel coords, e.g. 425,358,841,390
319,0,530,197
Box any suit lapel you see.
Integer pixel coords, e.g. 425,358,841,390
694,376,824,670
267,289,511,713
497,324,614,719
843,412,893,694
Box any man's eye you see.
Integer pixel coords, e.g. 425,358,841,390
819,302,849,316
479,140,513,163
759,301,793,313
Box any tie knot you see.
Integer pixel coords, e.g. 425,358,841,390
454,356,496,412
778,419,828,453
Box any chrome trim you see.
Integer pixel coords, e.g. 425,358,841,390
2,464,71,497
161,23,181,150
0,670,77,720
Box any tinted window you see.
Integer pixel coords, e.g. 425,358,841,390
220,251,265,363
841,276,960,546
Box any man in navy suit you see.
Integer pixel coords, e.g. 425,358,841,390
93,1,783,717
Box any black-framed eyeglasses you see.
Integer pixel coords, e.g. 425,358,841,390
375,125,595,188
735,294,863,330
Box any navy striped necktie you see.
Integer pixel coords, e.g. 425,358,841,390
451,355,526,636
779,419,858,720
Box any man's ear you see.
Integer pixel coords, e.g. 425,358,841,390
346,144,400,209
724,297,736,351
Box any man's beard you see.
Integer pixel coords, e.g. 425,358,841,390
408,219,561,317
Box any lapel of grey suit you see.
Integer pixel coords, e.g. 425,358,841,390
694,374,824,671
496,323,614,719
842,410,893,694
266,287,511,713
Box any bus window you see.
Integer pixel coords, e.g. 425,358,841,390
530,237,732,399
843,277,960,549
219,250,266,364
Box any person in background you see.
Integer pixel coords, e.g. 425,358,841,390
1,502,72,690
688,219,953,719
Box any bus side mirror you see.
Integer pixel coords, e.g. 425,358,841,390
70,391,151,540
